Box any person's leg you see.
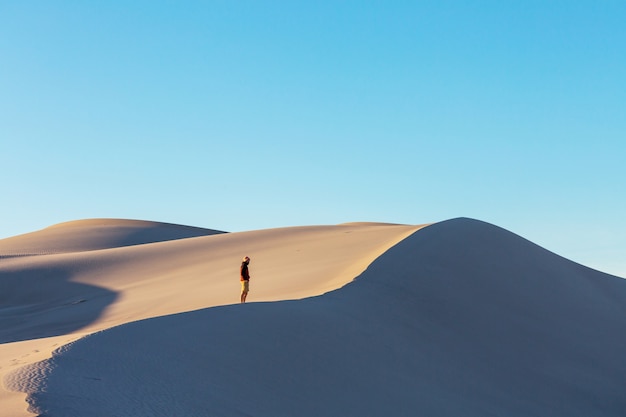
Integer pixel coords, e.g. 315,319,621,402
241,281,249,303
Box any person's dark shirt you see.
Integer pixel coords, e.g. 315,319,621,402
240,262,250,281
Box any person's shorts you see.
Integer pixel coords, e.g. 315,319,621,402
241,280,250,293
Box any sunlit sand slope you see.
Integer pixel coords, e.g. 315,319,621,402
1,220,422,416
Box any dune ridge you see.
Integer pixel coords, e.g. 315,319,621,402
0,218,225,258
0,219,424,416
3,218,626,416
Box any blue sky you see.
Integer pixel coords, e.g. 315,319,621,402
1,1,625,277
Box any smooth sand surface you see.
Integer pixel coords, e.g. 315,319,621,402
1,219,423,416
3,218,626,416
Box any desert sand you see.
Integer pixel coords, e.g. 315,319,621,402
2,218,625,416
0,218,422,416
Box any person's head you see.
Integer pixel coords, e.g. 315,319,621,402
243,256,250,264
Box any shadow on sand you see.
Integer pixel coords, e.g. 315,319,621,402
0,264,118,344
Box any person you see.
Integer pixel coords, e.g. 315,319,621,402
240,256,251,303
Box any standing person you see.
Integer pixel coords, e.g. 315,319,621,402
240,256,251,303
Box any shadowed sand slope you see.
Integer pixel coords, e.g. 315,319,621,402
8,218,626,417
0,219,225,257
0,219,221,344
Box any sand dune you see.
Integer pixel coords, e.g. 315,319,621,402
0,219,423,416
3,218,626,416
0,219,225,258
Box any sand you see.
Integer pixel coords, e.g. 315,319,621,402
2,218,625,416
0,218,422,416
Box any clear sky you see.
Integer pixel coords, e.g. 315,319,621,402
2,1,625,277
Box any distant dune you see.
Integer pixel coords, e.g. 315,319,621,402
2,218,625,416
0,219,225,257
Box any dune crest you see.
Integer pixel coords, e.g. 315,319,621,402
0,218,225,257
0,220,424,416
